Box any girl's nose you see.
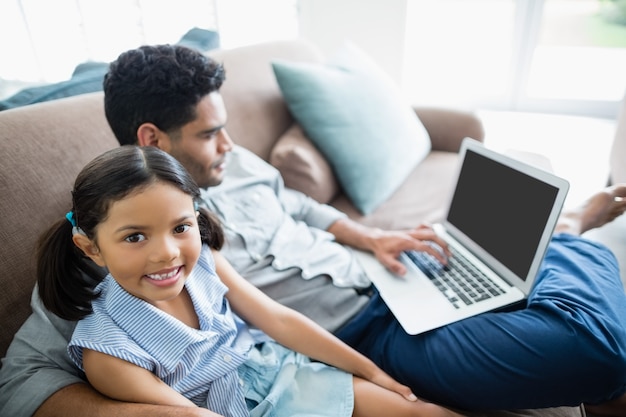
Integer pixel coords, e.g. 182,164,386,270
150,236,180,263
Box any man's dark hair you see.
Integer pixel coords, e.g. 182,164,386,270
104,44,226,146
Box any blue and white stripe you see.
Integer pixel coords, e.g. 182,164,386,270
69,246,254,416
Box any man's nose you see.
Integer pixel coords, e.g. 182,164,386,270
218,129,234,153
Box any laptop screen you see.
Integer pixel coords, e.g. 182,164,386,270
446,147,560,280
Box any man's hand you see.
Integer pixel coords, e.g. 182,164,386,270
368,224,450,276
33,383,223,417
328,218,449,276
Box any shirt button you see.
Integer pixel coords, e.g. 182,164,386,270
239,378,244,387
273,260,282,269
253,253,262,262
302,270,310,279
223,354,232,363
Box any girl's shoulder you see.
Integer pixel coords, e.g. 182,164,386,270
198,244,216,269
187,245,227,302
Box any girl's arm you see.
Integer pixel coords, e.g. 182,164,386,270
213,250,416,401
82,349,218,412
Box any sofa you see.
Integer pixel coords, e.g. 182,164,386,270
0,39,584,417
0,28,220,112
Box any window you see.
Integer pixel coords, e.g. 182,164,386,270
0,0,218,84
0,0,298,98
403,0,626,118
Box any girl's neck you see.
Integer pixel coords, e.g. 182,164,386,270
153,288,200,329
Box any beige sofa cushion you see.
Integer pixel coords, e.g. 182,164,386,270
270,123,340,204
331,150,461,230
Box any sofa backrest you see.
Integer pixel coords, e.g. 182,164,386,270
210,39,323,160
0,94,117,356
0,39,323,358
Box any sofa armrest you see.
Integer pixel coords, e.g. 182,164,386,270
414,107,485,153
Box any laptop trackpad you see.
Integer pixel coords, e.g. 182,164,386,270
352,249,460,334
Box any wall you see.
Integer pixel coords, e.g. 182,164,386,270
297,0,408,85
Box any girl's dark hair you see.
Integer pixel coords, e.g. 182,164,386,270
37,146,223,321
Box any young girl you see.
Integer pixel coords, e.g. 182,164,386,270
37,146,463,417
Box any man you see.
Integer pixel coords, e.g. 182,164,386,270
2,44,626,417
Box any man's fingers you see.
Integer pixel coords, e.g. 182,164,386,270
420,243,448,265
380,255,407,276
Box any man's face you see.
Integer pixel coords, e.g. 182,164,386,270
162,92,234,189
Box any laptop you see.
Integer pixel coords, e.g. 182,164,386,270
352,138,569,334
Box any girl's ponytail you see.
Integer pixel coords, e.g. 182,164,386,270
198,206,224,250
36,217,105,321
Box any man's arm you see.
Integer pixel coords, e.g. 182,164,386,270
269,152,449,274
278,180,450,275
327,218,450,275
34,383,216,417
0,289,84,417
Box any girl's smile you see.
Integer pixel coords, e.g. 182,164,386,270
144,265,185,287
79,181,202,307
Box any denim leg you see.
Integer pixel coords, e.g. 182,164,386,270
337,234,626,410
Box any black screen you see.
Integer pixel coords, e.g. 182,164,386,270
446,149,559,280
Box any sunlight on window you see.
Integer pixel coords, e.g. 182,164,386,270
0,0,298,99
0,0,218,84
215,0,298,48
527,0,626,102
402,0,515,108
402,0,626,117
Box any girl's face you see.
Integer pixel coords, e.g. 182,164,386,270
78,181,202,308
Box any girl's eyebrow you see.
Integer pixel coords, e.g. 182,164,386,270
114,224,146,234
114,214,195,234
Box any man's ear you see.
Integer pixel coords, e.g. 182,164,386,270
72,234,106,267
137,123,170,151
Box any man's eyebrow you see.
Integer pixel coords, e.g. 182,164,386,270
201,125,225,135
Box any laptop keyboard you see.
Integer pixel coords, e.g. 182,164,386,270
405,245,506,309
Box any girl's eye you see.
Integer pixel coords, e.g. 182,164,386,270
174,224,191,234
124,233,146,243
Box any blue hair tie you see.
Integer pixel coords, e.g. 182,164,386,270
65,211,86,236
65,211,76,227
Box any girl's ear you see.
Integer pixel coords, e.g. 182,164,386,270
72,234,106,267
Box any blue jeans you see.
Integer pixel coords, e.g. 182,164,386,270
336,234,626,410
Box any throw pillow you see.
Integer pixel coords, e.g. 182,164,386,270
270,124,340,204
272,41,431,214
